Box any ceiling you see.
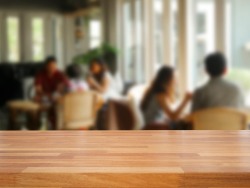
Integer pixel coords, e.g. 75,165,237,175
61,0,100,12
0,0,100,13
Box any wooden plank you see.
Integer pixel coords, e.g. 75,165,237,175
0,131,249,187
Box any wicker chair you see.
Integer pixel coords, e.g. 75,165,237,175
192,108,248,130
60,91,99,130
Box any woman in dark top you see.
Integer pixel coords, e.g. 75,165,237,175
140,66,192,129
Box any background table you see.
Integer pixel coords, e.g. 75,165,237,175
0,131,250,187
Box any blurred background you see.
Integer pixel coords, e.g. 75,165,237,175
0,0,250,131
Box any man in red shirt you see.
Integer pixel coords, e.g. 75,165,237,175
35,56,69,130
35,56,69,103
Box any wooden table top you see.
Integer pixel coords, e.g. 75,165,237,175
0,131,250,187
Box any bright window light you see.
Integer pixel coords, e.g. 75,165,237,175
7,17,20,62
32,18,45,61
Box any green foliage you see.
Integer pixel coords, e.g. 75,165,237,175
227,68,250,91
73,43,118,65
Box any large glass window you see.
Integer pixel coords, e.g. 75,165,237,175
7,16,20,62
32,18,45,61
171,0,179,67
134,0,144,82
191,0,215,88
119,0,180,82
153,0,179,69
225,0,232,62
153,0,164,70
120,0,145,83
226,0,250,105
115,0,250,107
122,0,133,81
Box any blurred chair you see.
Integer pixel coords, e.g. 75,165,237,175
127,96,144,130
103,100,136,130
127,84,148,106
127,84,148,130
60,91,99,130
7,100,41,130
192,108,248,130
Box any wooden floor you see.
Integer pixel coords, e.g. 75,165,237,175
0,131,250,187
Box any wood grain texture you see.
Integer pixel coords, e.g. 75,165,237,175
0,131,250,187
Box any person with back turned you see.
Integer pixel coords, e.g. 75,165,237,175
192,52,244,112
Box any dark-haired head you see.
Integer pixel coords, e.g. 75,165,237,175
44,56,57,74
205,52,227,78
89,58,107,83
45,56,57,65
141,66,175,111
66,64,82,80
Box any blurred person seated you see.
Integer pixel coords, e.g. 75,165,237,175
34,56,69,130
192,52,245,112
66,64,89,92
87,58,120,100
140,66,192,130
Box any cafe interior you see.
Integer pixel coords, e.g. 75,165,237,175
0,0,250,131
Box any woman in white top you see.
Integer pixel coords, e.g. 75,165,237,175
87,58,120,100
